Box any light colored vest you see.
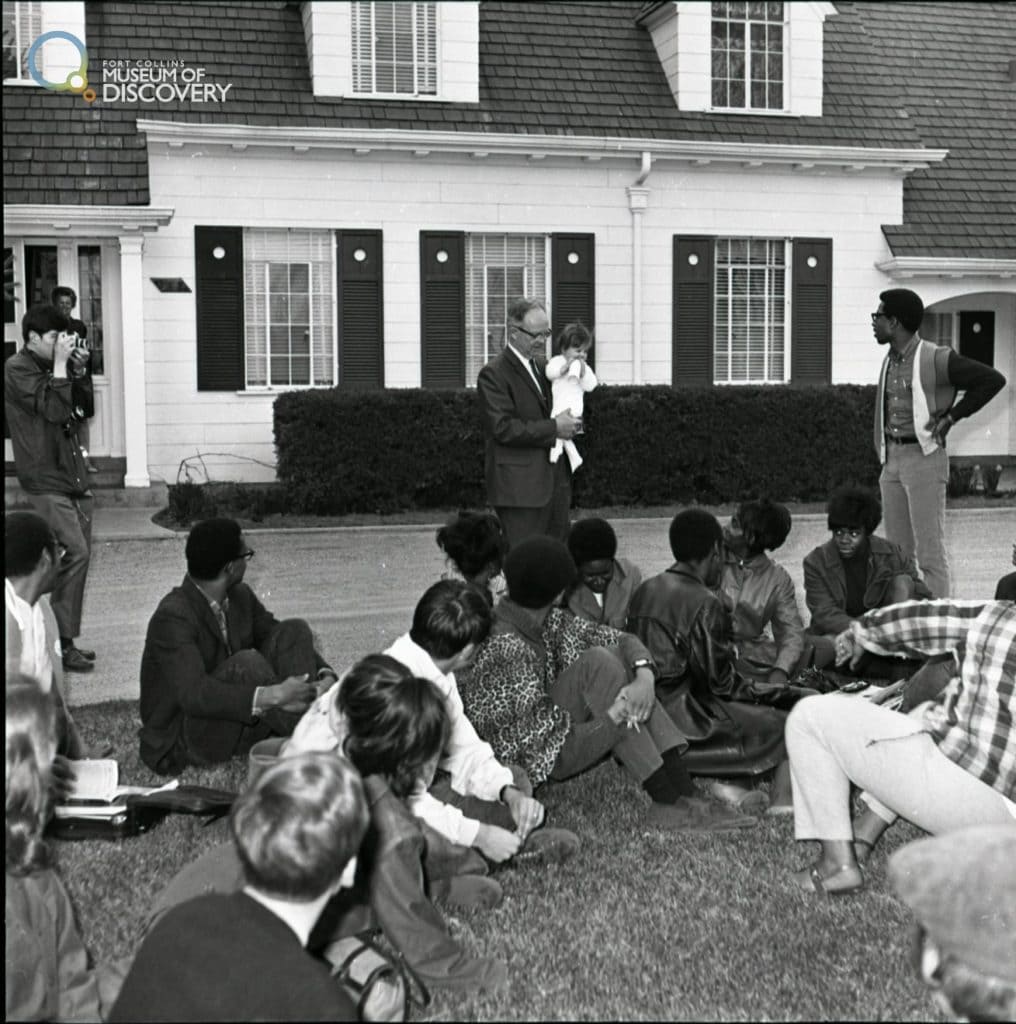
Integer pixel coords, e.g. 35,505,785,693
874,337,955,464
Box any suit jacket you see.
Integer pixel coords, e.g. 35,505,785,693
477,348,558,508
139,577,289,771
803,536,932,636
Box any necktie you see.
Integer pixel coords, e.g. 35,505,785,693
529,359,545,398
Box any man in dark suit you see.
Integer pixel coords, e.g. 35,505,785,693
139,518,333,775
477,296,580,548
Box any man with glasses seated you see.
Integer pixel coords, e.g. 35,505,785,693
139,518,332,774
477,296,581,549
803,486,931,679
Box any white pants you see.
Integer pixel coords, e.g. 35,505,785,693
786,694,1015,841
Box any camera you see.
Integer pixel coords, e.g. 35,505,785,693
62,405,87,437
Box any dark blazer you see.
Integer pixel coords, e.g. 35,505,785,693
477,348,558,508
803,536,932,636
139,577,290,771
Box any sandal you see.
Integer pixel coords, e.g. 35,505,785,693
793,863,864,897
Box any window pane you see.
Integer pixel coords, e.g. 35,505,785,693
77,245,104,375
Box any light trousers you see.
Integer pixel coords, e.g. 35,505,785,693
786,694,1014,841
880,443,950,597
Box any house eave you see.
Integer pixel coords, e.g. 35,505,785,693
3,204,175,235
876,256,1016,280
136,120,947,173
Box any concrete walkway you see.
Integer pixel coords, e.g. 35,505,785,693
65,506,1015,708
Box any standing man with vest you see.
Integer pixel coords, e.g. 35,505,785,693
477,297,580,549
872,288,1006,597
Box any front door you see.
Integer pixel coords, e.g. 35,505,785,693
4,238,117,469
958,310,995,367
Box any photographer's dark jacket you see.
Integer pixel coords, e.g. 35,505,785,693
4,348,92,496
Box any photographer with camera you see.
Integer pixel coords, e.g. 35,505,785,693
4,303,97,673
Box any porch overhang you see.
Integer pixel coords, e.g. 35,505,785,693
876,256,1016,280
3,204,175,236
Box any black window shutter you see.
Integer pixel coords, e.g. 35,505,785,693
420,232,465,388
551,233,595,361
672,235,714,386
338,231,384,389
790,238,833,385
195,226,244,391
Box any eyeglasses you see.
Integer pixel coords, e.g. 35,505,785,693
870,311,890,323
52,543,68,560
236,550,255,562
832,527,864,540
512,323,553,342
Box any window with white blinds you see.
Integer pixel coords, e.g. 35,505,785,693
465,234,549,384
711,1,784,110
243,229,334,388
714,238,787,384
352,1,437,96
2,1,42,81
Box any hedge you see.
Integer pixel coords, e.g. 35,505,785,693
273,385,882,515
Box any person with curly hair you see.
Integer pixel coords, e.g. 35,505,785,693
5,676,110,1021
436,509,509,604
803,485,932,678
565,517,642,630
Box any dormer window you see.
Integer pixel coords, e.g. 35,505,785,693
351,1,437,96
711,1,784,110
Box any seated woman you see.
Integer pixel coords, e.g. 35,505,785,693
436,510,509,605
803,485,932,679
112,752,365,1022
786,599,1016,895
5,676,117,1022
564,517,642,629
718,499,806,685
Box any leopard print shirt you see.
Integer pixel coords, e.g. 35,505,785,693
462,604,631,786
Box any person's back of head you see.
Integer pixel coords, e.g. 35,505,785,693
185,517,243,580
827,486,882,534
737,499,792,554
503,536,577,610
567,517,618,567
879,288,924,335
6,677,56,878
337,654,449,798
230,751,368,903
409,579,492,661
669,509,723,563
890,826,1016,1021
5,511,57,579
435,510,508,582
20,304,68,345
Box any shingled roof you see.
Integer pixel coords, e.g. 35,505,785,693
4,1,1013,260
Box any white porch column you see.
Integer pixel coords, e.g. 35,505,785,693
627,185,650,384
118,234,150,487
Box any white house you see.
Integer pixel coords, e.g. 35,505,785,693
4,0,1014,492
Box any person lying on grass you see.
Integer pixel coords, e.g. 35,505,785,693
293,581,579,867
112,752,366,1022
564,516,642,630
626,509,798,816
786,599,1016,896
463,535,756,833
5,675,123,1022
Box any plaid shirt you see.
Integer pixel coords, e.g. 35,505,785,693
853,600,1015,798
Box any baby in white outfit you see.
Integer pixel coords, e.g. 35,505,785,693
546,322,598,472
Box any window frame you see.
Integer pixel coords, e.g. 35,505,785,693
351,0,438,99
712,237,791,386
242,229,337,392
2,0,42,84
709,0,787,113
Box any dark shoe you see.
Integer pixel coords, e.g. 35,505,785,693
62,643,96,662
647,796,756,833
62,647,95,673
513,827,580,866
432,874,504,910
793,863,864,897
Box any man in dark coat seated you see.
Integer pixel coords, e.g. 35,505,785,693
626,509,797,815
139,518,332,775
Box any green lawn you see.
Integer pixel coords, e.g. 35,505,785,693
58,701,944,1021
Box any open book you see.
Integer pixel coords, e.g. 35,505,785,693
53,759,179,819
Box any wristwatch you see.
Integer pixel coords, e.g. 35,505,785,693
631,657,656,678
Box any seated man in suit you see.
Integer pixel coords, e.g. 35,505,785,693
476,296,580,548
139,518,332,774
803,485,932,679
